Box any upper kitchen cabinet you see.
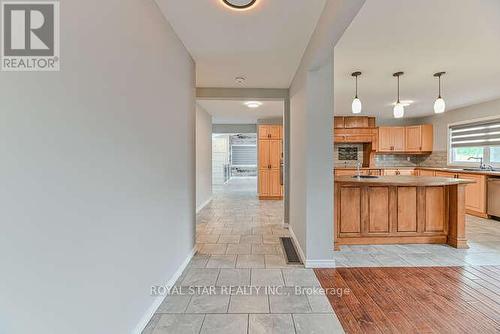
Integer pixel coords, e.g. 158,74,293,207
378,126,405,152
259,125,281,140
334,116,376,129
405,125,433,153
378,125,433,154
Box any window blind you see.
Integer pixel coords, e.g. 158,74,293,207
231,145,257,166
450,119,500,148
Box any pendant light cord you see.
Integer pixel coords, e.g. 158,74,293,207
355,75,358,98
397,75,400,103
438,75,441,98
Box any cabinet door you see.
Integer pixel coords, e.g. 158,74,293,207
419,169,436,176
391,127,406,151
259,141,270,169
269,140,281,169
398,169,415,176
405,126,422,152
378,127,393,151
458,173,486,213
269,126,281,139
269,169,282,196
435,171,456,178
258,125,270,139
259,170,270,196
383,169,399,176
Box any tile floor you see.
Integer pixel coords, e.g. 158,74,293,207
144,177,343,334
144,177,500,333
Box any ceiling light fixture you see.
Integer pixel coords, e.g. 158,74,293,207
235,76,246,84
393,72,405,118
351,71,362,114
391,100,414,107
433,72,446,114
222,0,257,10
244,101,262,108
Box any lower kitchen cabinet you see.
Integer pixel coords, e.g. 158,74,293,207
458,173,488,217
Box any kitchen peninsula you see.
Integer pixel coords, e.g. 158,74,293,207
334,175,473,250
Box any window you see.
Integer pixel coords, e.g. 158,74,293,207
231,145,257,166
448,118,500,167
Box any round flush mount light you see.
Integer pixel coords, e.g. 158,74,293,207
244,101,262,108
222,0,257,10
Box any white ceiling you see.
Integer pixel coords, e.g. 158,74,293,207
155,0,326,88
334,0,500,118
197,100,284,124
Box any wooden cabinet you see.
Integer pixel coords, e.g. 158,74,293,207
334,116,375,129
259,125,281,140
415,169,488,218
335,184,454,247
418,169,436,176
258,125,283,199
383,168,415,176
378,125,433,153
458,173,487,217
405,125,433,152
334,169,381,177
378,127,405,152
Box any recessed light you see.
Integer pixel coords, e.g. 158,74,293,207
244,101,262,108
222,0,257,10
235,76,246,84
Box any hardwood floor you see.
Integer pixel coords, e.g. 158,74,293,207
315,266,500,333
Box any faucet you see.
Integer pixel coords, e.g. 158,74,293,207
468,156,485,169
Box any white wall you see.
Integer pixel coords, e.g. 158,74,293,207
289,0,365,266
0,1,195,334
196,105,213,211
419,98,500,151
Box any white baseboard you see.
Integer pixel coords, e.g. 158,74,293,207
133,247,196,334
305,259,337,268
288,226,306,265
196,197,212,213
288,227,337,268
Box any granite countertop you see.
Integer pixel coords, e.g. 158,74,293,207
417,167,500,177
334,166,416,170
334,166,500,176
335,175,474,186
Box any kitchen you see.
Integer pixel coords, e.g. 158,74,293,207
333,114,500,250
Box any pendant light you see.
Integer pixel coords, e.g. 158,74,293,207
393,72,405,118
351,71,362,114
433,72,446,114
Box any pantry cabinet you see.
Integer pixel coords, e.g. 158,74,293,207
258,125,283,200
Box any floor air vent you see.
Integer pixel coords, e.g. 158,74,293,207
280,237,302,264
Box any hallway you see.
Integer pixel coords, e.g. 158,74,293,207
144,178,344,334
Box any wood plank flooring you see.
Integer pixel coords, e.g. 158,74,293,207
314,266,500,334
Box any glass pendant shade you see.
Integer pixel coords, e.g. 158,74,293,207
393,103,405,118
434,97,446,114
352,98,362,114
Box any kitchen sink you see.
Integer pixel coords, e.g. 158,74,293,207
352,175,379,179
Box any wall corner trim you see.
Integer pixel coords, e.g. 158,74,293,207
196,197,212,213
288,226,306,265
133,247,196,334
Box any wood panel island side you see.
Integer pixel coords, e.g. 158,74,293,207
334,176,474,250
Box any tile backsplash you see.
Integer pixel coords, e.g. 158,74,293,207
334,143,448,168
